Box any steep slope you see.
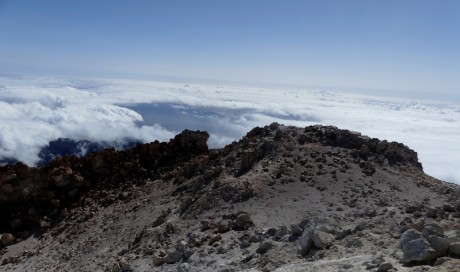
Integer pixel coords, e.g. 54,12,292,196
1,124,460,272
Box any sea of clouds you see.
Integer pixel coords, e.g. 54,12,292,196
0,75,459,184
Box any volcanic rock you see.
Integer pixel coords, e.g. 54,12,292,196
255,241,273,254
0,233,15,246
234,213,253,230
0,124,459,272
401,238,436,263
312,230,335,249
449,242,460,256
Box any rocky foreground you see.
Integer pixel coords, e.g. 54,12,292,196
1,124,460,272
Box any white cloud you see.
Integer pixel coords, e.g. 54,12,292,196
0,80,176,165
0,75,459,184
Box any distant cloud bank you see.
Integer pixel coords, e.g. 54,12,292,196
0,75,459,184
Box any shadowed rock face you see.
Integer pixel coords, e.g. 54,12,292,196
0,130,209,232
1,124,459,272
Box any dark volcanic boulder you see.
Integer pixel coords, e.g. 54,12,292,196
402,237,436,264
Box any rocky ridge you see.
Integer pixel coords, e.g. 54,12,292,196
1,123,460,271
0,138,141,167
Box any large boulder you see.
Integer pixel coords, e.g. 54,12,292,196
234,213,253,230
400,229,424,249
402,238,436,263
165,250,183,264
400,229,436,263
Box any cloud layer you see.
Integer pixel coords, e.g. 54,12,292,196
1,75,459,184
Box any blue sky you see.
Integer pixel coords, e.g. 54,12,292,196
0,0,459,97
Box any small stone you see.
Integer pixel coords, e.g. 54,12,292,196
266,228,277,236
449,242,460,256
235,213,253,230
425,207,438,218
111,262,121,272
290,225,303,237
183,249,194,260
177,263,190,272
152,216,166,228
176,240,188,252
39,220,51,230
377,262,394,272
275,226,289,239
364,262,378,270
256,241,273,254
165,250,183,264
201,220,210,231
288,234,299,242
1,233,15,246
370,253,385,265
216,246,226,254
335,225,353,239
240,241,251,249
216,223,231,233
365,208,377,217
208,235,222,245
434,257,451,266
248,235,262,243
312,230,335,249
117,257,132,272
405,205,421,214
389,224,401,239
443,203,456,212
166,223,176,234
298,219,310,230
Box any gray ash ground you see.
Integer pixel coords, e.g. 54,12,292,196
1,124,460,272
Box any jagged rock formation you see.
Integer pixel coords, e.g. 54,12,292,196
37,138,141,166
0,130,209,233
0,138,142,167
1,124,459,272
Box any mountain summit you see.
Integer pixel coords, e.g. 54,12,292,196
1,124,459,271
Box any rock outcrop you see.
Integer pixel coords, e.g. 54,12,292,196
1,124,459,272
302,125,423,169
0,130,209,233
400,220,460,264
